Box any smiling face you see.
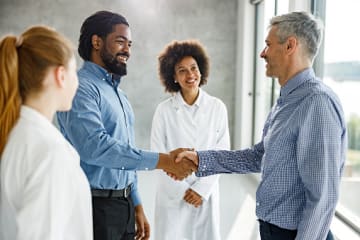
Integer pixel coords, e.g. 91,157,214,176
174,56,201,94
99,24,132,76
260,26,287,79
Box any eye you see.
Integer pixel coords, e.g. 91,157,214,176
191,66,199,72
116,40,125,46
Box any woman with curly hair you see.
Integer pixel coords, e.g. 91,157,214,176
151,39,230,240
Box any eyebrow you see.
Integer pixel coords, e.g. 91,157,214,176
175,63,197,70
115,35,133,44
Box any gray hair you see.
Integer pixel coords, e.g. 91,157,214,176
270,12,323,61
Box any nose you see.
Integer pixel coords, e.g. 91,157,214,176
123,44,130,54
260,48,266,58
186,70,194,77
122,42,131,56
186,69,199,79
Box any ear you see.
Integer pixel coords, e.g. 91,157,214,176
91,35,103,50
54,65,66,88
285,36,297,55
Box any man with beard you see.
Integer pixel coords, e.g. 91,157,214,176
57,11,196,240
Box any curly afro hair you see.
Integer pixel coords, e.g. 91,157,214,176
158,39,210,93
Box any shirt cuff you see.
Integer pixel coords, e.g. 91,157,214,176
130,188,141,206
137,150,159,170
197,150,212,171
195,151,215,177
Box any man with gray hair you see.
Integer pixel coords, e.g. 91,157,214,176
175,11,346,240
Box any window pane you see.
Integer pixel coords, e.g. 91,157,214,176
253,0,288,143
323,0,360,222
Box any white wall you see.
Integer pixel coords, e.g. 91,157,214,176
0,0,239,149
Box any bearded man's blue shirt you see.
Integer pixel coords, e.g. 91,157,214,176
57,61,158,206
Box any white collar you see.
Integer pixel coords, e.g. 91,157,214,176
20,105,62,138
174,88,205,108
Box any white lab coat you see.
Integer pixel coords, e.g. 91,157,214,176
0,106,93,240
151,89,230,240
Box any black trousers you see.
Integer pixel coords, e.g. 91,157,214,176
259,220,335,240
92,196,135,240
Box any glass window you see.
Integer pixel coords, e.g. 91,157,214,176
322,0,360,225
253,0,288,143
252,0,360,237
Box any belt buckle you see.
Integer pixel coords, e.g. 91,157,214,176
124,186,130,198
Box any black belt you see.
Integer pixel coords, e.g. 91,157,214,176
91,185,131,198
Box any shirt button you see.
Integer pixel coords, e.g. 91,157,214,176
102,78,105,81
256,202,260,206
145,168,148,171
121,167,125,170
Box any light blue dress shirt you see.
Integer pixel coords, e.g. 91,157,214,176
196,68,347,240
57,61,159,206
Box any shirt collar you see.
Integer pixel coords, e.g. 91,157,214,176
20,105,61,138
174,88,204,108
82,61,122,87
280,68,315,98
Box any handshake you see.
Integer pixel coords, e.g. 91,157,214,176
156,148,200,181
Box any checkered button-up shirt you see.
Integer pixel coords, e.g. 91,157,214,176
197,68,347,240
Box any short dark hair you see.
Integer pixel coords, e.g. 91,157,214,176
78,10,129,61
158,40,210,93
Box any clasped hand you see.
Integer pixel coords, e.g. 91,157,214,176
159,148,200,181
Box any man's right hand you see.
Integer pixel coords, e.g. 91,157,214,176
156,148,197,180
175,150,199,166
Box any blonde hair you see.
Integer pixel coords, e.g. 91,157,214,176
0,25,73,155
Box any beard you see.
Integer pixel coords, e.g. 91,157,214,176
100,48,128,76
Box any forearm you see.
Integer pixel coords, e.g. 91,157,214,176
75,133,159,170
196,144,263,176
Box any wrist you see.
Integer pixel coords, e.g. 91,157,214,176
135,204,144,214
156,153,167,169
